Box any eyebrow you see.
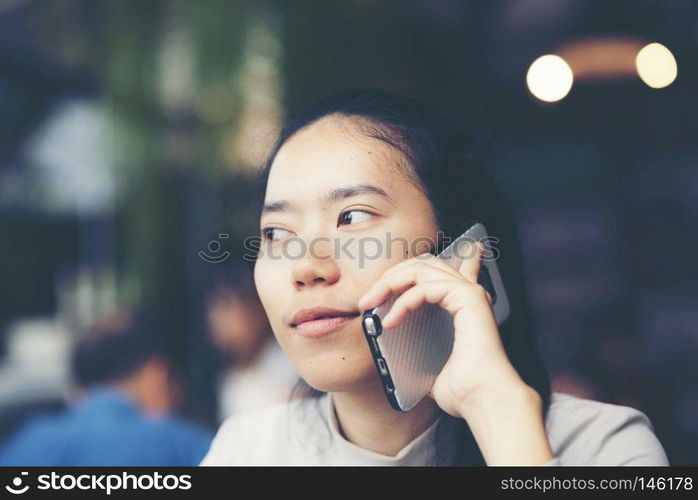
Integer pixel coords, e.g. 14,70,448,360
261,183,390,215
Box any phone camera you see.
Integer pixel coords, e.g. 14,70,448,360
362,314,382,337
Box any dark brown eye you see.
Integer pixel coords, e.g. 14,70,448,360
261,227,289,241
339,210,374,226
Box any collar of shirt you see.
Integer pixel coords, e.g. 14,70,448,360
73,386,141,417
322,392,444,466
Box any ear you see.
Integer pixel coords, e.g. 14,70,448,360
143,357,169,381
138,357,172,415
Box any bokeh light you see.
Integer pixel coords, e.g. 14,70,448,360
636,42,677,89
526,54,574,103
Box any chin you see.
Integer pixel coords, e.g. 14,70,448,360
292,350,377,394
273,321,379,392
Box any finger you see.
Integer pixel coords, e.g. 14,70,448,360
358,261,459,311
375,248,444,275
381,252,464,282
382,280,493,328
381,279,457,328
399,241,484,285
450,240,485,284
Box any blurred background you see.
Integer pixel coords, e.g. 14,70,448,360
0,0,695,465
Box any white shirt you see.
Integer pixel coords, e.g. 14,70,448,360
201,391,670,466
217,340,298,422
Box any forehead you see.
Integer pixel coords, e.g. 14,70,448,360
264,117,413,202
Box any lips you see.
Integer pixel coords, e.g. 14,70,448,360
289,306,360,327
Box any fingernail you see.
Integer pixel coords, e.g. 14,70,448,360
382,311,394,326
357,294,369,309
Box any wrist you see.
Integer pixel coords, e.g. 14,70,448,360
457,380,552,465
458,378,541,423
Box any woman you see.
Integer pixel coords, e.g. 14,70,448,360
202,88,669,465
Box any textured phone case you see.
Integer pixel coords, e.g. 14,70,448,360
362,222,510,411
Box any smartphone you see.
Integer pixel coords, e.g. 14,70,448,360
361,221,510,411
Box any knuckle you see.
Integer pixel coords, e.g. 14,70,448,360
469,283,489,301
382,255,419,278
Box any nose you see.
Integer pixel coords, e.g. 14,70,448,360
290,236,340,289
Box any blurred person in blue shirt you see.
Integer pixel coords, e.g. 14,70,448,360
0,310,213,466
206,270,299,422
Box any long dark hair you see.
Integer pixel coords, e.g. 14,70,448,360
253,87,551,465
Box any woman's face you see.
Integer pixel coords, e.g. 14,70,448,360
254,116,440,392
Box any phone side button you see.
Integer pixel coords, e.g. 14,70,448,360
370,337,380,354
376,357,389,376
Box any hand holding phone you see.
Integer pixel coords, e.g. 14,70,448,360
360,221,510,412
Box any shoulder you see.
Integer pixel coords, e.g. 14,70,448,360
156,415,213,438
200,396,325,466
154,415,214,447
545,392,669,465
0,414,64,464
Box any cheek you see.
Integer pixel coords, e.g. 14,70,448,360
336,234,400,280
338,226,435,286
281,319,378,392
253,260,285,324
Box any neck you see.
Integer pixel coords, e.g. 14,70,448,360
331,377,442,456
112,379,140,405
